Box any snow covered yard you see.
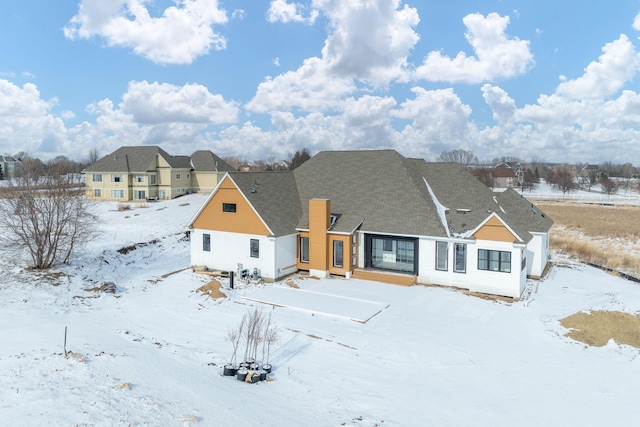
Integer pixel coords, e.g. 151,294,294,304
1,194,640,426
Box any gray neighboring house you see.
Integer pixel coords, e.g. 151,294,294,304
83,146,234,201
189,149,553,299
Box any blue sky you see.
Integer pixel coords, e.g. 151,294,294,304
2,0,640,164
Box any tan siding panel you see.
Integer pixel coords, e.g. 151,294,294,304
473,216,516,242
192,177,270,236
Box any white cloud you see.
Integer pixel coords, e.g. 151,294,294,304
416,12,533,84
318,0,420,85
556,35,640,99
481,84,516,124
267,0,318,24
121,81,239,125
248,0,419,116
0,80,69,157
64,0,228,64
633,11,640,31
246,57,356,113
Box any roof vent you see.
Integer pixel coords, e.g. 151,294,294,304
249,187,256,193
456,208,471,214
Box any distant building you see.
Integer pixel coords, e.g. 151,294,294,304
83,146,235,201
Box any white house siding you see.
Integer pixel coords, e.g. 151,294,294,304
417,238,526,299
273,234,298,280
527,232,549,278
190,229,296,281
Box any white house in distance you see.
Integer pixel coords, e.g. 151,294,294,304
187,150,553,299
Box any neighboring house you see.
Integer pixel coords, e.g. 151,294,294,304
492,164,519,188
187,150,553,299
0,156,20,179
83,146,234,201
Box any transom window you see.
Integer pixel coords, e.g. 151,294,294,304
223,203,237,213
478,249,511,273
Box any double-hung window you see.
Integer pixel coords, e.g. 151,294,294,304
203,234,211,252
454,243,466,273
111,174,123,183
92,174,102,182
250,239,259,258
436,241,448,271
300,237,309,263
333,240,344,268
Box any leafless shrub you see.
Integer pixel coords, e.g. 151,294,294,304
0,161,100,269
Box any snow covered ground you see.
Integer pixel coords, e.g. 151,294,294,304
1,193,639,426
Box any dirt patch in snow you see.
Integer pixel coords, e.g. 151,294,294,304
197,279,227,299
560,310,640,348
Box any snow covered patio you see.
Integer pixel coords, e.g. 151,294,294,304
242,282,389,323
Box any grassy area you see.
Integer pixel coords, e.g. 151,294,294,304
535,201,640,277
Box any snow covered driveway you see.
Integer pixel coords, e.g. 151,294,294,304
242,284,389,322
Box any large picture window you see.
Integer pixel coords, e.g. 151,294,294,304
436,241,448,271
454,243,466,273
203,234,211,252
478,249,511,273
250,239,259,258
333,240,344,268
365,234,418,275
111,189,124,198
300,237,309,263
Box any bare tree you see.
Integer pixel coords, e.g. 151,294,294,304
601,177,618,196
550,165,578,196
437,149,478,167
87,148,100,165
0,160,100,269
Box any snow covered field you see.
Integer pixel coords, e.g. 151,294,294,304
1,193,639,426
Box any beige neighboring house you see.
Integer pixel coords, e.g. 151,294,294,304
83,146,235,201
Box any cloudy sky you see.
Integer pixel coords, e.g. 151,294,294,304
2,0,640,164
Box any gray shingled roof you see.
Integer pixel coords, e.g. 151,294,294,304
191,150,235,172
293,150,447,236
84,146,189,173
204,150,552,241
228,172,302,237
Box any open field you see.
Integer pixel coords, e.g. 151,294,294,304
534,201,640,277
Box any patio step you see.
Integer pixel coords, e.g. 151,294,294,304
351,269,416,286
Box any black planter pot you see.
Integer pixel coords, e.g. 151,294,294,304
239,361,250,370
223,364,238,376
249,363,259,370
250,373,261,383
262,364,272,373
245,357,256,365
236,369,248,381
259,370,267,381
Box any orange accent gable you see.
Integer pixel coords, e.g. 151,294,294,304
192,176,270,236
473,216,516,242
